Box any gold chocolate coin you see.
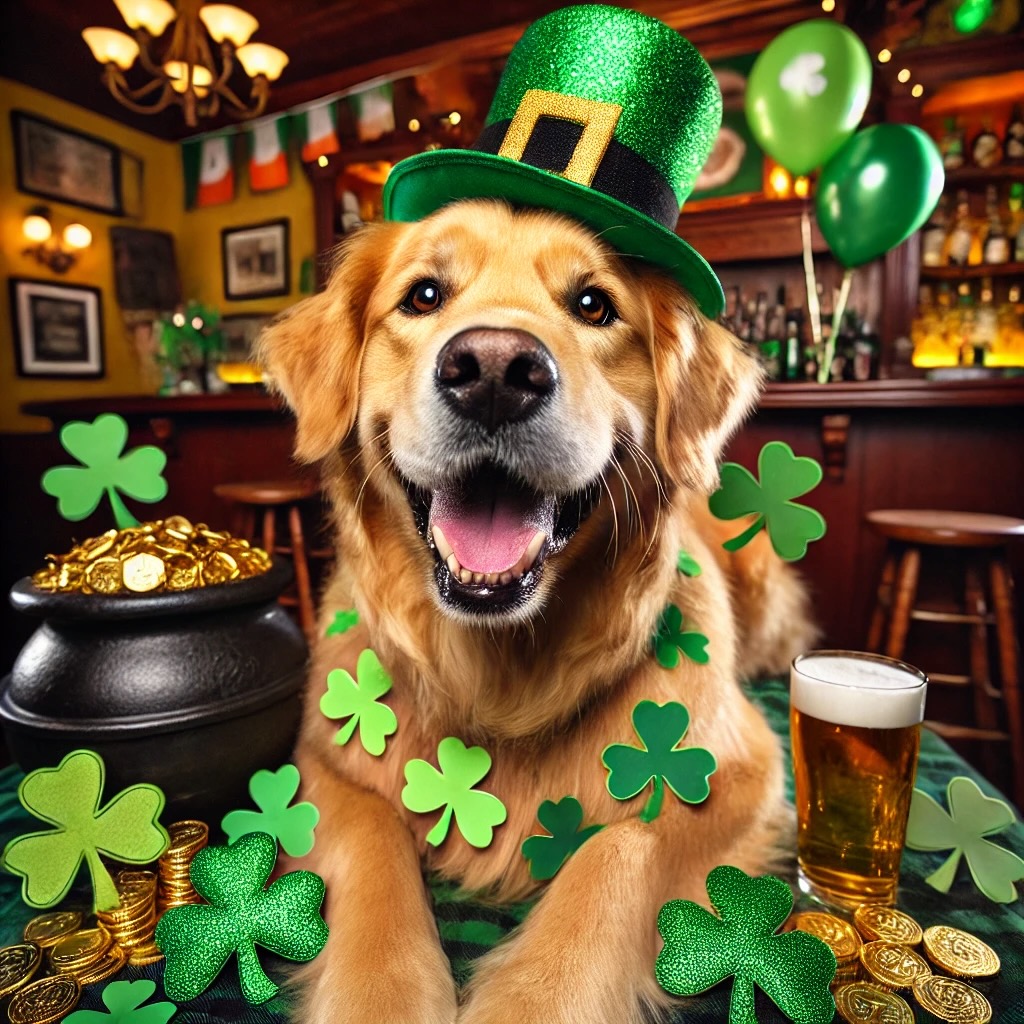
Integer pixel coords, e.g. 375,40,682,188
200,549,238,584
913,975,992,1023
50,927,111,972
84,556,123,594
168,820,208,848
859,940,931,990
73,943,127,986
7,974,81,1024
164,553,200,590
789,911,862,963
23,911,82,948
0,943,42,999
853,905,923,946
122,551,166,592
922,925,1000,979
128,941,164,967
834,981,914,1024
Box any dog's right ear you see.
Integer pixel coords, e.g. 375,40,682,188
256,221,405,463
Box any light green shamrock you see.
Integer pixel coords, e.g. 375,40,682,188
64,980,176,1024
708,441,825,561
41,414,168,529
652,604,710,669
402,737,507,848
325,608,359,636
905,775,1024,903
221,764,320,858
320,649,398,756
0,749,169,912
677,549,702,577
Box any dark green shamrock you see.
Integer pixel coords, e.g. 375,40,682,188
676,549,702,577
602,701,716,822
708,441,825,561
64,979,176,1024
221,764,320,858
521,797,604,881
652,604,709,669
1,749,169,912
905,775,1024,903
656,865,836,1024
320,649,398,756
155,831,328,1005
325,608,359,636
41,414,168,529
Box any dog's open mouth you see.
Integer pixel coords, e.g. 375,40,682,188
404,462,601,616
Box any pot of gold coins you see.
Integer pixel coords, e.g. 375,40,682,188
0,517,307,821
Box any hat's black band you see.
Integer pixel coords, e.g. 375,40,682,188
475,118,680,230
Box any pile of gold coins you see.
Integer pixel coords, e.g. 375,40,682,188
0,820,211,1022
31,516,271,595
787,903,999,1023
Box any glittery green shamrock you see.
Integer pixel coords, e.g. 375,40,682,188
221,764,320,858
677,549,702,577
905,775,1024,903
708,441,825,561
652,604,709,669
521,796,604,881
402,737,507,848
0,749,169,913
325,608,359,636
320,649,398,756
155,831,328,1005
41,414,168,529
656,865,837,1024
64,980,176,1024
601,700,716,822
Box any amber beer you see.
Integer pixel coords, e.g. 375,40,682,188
791,651,927,907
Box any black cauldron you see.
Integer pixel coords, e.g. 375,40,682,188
1,560,308,822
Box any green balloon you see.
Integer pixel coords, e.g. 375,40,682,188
746,19,872,175
816,124,945,268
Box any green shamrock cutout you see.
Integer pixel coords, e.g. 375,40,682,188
657,865,836,1024
521,796,604,881
905,775,1024,903
708,441,825,561
402,737,507,848
0,749,169,912
221,764,320,858
155,831,328,1005
677,549,702,577
64,979,176,1024
652,604,710,669
41,414,168,529
325,608,360,636
320,649,398,756
602,700,716,822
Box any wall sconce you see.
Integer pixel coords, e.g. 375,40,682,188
22,206,93,274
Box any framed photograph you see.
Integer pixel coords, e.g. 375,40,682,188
221,219,290,300
9,278,105,378
110,227,182,311
12,111,123,215
220,312,273,362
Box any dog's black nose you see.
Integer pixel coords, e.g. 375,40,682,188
435,329,557,430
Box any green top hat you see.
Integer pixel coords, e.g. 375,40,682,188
383,4,725,317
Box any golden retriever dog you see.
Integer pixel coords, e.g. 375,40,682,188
258,199,814,1024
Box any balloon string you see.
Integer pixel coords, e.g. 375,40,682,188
801,207,822,352
817,269,854,384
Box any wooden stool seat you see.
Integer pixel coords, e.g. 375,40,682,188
214,479,319,506
867,509,1024,548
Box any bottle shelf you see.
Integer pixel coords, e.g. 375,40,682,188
944,165,1024,187
920,262,1024,280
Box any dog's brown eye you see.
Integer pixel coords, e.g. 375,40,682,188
402,280,443,314
575,287,617,326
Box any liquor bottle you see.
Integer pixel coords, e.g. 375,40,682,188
945,189,973,266
784,319,801,380
971,119,1001,169
956,282,976,365
974,278,997,365
939,117,965,171
1005,105,1024,164
921,194,949,267
1011,183,1024,261
982,185,1010,264
992,285,1024,366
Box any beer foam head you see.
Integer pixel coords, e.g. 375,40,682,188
791,652,927,728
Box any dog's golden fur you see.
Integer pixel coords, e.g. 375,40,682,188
259,200,815,1024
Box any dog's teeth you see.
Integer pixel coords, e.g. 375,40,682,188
471,572,484,585
499,572,512,585
482,572,500,586
432,525,453,561
459,568,473,585
446,553,462,579
525,530,545,565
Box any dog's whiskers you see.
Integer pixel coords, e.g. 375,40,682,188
354,449,395,514
619,435,665,566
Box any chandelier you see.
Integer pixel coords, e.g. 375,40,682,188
83,0,289,128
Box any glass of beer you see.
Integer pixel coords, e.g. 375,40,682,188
791,650,927,908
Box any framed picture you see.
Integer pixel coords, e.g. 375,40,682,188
9,278,105,378
110,227,182,311
220,312,273,362
221,219,290,300
11,111,123,215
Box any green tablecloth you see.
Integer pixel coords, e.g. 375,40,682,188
2,677,1022,1022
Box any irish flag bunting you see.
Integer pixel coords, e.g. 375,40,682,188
293,99,340,163
182,133,235,208
248,114,290,191
349,83,395,142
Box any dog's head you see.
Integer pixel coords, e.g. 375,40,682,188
259,200,759,624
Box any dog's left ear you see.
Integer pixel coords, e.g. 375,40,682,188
645,277,763,493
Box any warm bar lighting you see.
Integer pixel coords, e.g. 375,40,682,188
821,0,835,10
82,27,140,70
63,224,93,250
912,84,924,98
878,48,892,63
22,212,52,243
114,0,176,36
236,42,289,81
164,61,214,96
897,68,911,83
793,176,810,198
199,4,259,47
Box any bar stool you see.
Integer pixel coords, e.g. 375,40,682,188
214,478,332,639
865,509,1024,806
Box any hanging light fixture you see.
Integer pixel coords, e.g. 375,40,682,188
82,0,289,128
